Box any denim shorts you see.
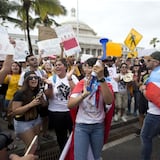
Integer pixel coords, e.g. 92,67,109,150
14,116,41,134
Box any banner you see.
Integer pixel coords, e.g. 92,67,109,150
37,38,61,57
55,24,81,56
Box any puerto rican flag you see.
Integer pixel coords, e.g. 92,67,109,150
59,79,114,160
145,66,160,108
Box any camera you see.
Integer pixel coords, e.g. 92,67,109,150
0,131,13,150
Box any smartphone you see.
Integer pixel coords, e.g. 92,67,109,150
24,135,38,156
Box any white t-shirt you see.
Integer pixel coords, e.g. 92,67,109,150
148,101,160,115
70,91,108,124
47,75,79,112
115,73,127,93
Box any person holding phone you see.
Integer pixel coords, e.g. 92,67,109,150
11,71,48,152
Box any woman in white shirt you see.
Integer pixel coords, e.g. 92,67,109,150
68,58,113,160
45,58,79,153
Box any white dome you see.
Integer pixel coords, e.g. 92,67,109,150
61,19,97,36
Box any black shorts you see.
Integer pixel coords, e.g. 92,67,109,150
139,92,148,114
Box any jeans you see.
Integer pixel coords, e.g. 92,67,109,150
140,113,160,160
74,122,104,160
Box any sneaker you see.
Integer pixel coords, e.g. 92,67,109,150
121,116,127,122
114,114,119,122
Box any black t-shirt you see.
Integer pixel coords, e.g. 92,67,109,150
13,90,40,121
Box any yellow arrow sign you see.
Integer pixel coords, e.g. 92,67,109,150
124,28,143,51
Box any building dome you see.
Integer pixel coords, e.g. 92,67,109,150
61,7,97,36
61,20,97,36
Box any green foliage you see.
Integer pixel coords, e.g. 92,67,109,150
150,37,160,48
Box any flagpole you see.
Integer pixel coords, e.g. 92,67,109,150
76,0,79,40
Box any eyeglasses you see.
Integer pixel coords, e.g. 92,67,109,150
28,76,39,80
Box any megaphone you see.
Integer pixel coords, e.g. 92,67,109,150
99,38,109,60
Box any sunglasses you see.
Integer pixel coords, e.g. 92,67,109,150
28,76,39,80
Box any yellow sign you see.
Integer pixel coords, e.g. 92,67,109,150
127,51,138,58
124,28,143,51
106,42,122,57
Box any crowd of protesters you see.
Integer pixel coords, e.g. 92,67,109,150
1,37,160,160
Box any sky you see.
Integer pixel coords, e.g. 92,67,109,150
54,0,160,49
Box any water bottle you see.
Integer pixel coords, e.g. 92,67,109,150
91,60,102,77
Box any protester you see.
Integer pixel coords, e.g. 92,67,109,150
0,55,13,84
44,58,79,153
140,51,160,160
67,57,114,160
18,54,51,140
3,62,22,129
67,55,81,80
114,63,132,122
0,58,37,160
12,71,48,151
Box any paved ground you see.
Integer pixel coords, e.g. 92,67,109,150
102,134,160,160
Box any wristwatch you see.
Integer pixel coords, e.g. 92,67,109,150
97,78,105,83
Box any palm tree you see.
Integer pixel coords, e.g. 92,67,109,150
149,37,160,48
18,0,67,55
0,0,20,25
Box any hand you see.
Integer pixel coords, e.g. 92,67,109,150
29,98,41,108
82,79,91,98
43,79,52,85
9,154,38,160
139,85,146,92
67,67,75,80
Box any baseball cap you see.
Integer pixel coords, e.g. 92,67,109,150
150,51,160,61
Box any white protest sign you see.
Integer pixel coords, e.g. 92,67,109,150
14,40,29,62
37,38,61,57
0,25,15,57
55,24,81,56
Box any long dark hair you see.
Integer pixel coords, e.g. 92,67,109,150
21,71,40,105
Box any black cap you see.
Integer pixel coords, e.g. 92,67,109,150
151,51,160,61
